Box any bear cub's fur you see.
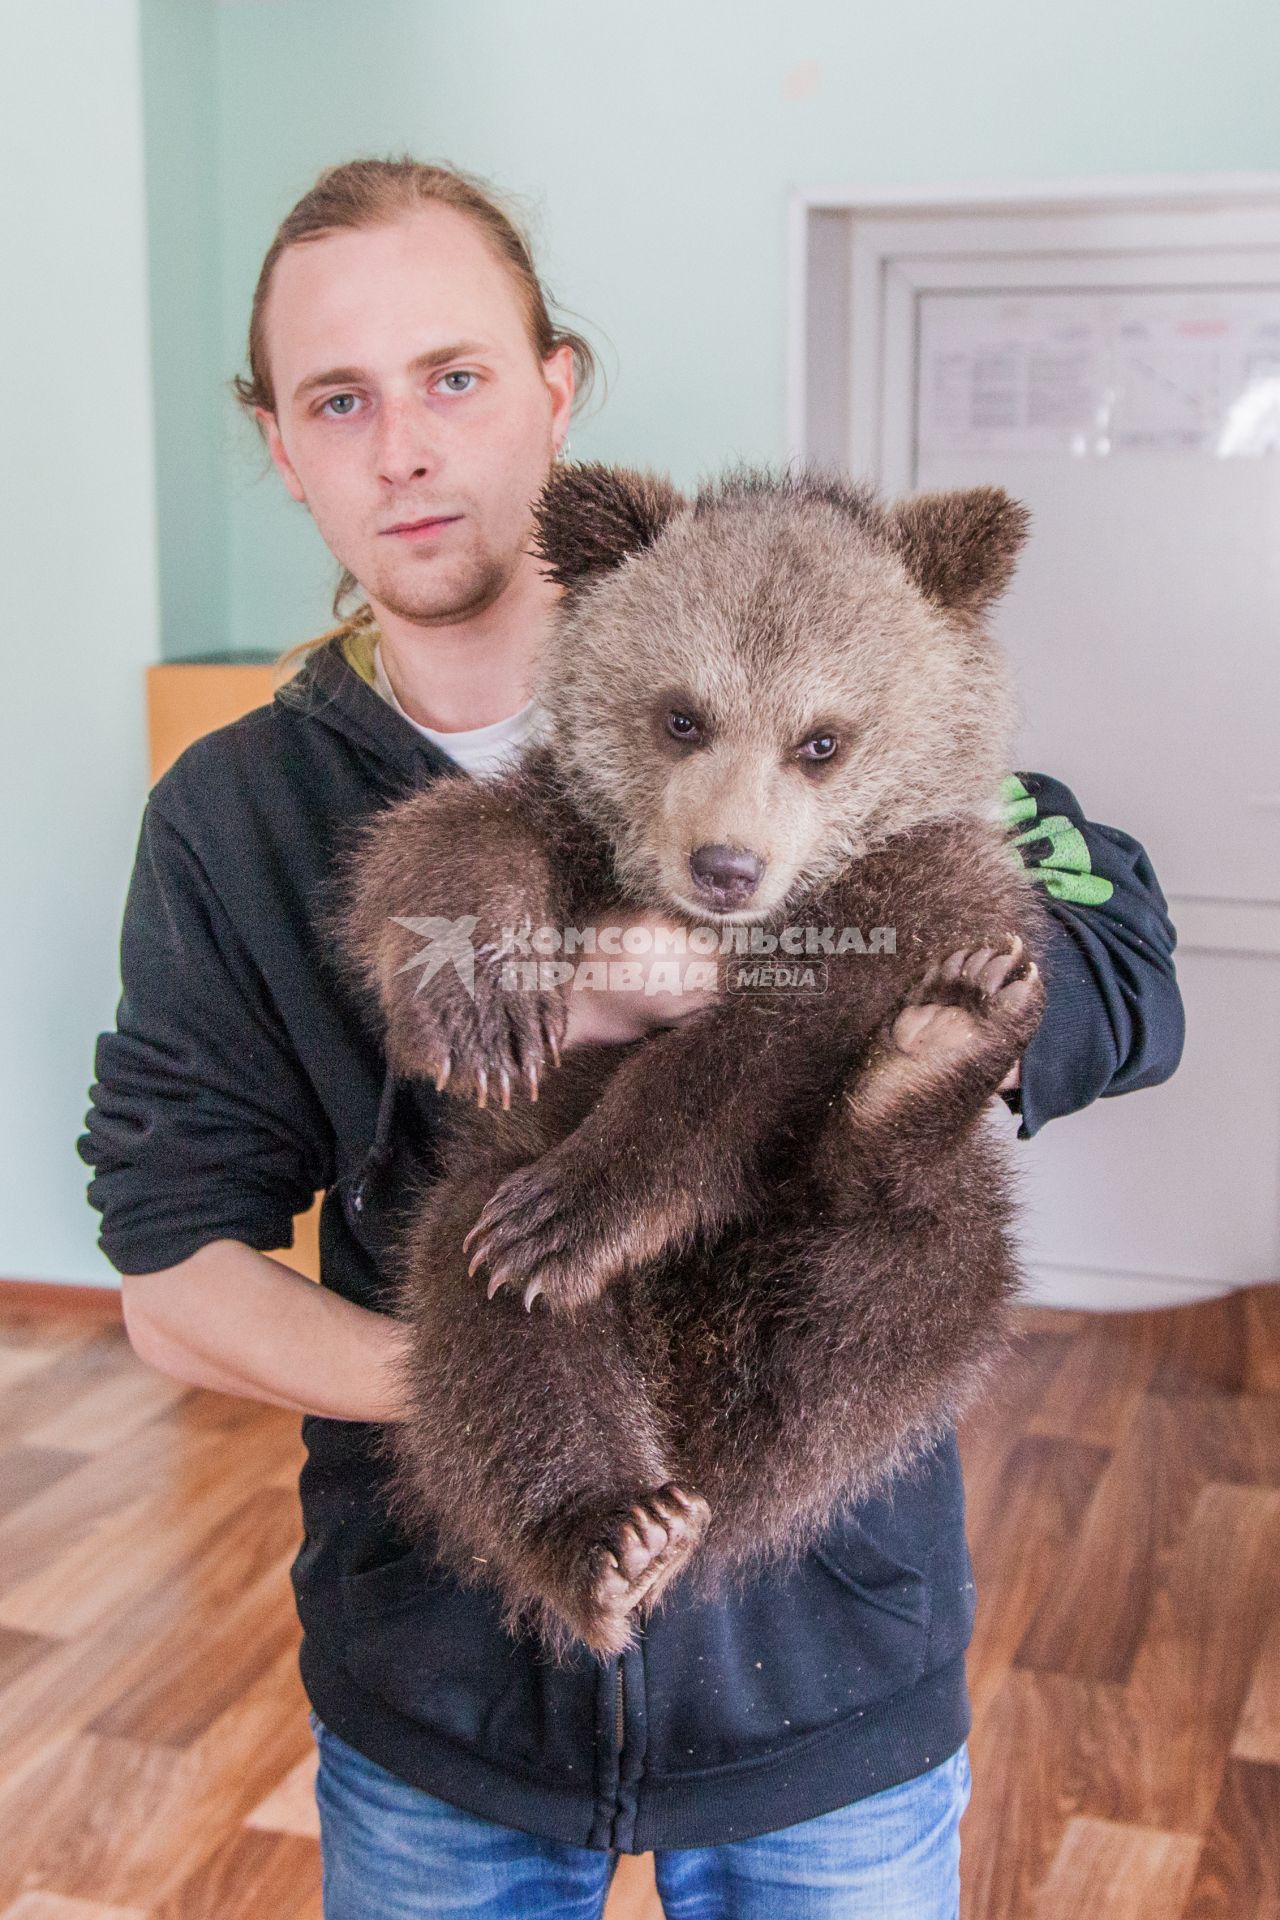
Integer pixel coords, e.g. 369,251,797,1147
334,464,1050,1662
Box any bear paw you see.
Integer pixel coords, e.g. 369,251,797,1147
461,1145,678,1313
854,934,1044,1124
557,1484,711,1657
393,957,567,1110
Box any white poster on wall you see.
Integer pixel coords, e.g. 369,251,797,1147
917,289,1280,459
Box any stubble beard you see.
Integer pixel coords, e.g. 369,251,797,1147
364,531,523,629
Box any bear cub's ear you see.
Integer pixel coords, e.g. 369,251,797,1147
532,461,686,595
884,486,1031,617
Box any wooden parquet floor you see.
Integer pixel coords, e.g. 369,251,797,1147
0,1284,1275,1918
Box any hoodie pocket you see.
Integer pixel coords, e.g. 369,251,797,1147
809,1510,932,1696
640,1452,958,1776
337,1543,598,1781
811,1511,931,1637
640,1533,933,1776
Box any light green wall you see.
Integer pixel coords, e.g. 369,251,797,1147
1,2,160,1283
206,0,1280,654
140,0,225,660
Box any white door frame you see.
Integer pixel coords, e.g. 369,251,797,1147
784,175,1280,1309
785,172,1280,477
784,172,1280,965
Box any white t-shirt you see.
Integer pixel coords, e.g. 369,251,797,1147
372,639,551,780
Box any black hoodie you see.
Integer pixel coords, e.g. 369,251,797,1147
77,637,1184,1850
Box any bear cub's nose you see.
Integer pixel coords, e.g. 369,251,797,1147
689,843,766,908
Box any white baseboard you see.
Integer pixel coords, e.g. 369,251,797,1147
1019,1263,1254,1312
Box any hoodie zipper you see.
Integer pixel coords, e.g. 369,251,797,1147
348,1061,400,1222
614,1659,625,1752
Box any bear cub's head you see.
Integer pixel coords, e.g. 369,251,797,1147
531,463,1029,922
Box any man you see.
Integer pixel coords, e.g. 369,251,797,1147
79,157,1184,1918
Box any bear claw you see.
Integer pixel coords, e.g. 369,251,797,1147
462,1151,625,1314
576,1484,711,1652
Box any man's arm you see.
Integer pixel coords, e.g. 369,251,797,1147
79,795,337,1274
78,792,371,1416
121,1240,412,1421
997,771,1185,1137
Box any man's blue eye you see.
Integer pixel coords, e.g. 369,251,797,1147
323,393,358,417
440,371,476,393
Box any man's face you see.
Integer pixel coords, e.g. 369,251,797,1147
257,206,575,625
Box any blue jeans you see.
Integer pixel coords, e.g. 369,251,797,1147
311,1710,970,1918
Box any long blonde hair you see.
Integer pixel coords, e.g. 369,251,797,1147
232,155,602,692
271,621,379,698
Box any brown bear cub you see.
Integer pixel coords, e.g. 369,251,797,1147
333,463,1049,1663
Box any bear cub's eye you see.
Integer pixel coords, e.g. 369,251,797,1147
667,710,703,744
799,733,839,762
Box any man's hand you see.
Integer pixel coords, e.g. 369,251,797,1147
558,909,1018,1081
561,912,719,1049
122,1240,415,1421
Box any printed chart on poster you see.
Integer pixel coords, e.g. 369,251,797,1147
917,289,1280,460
